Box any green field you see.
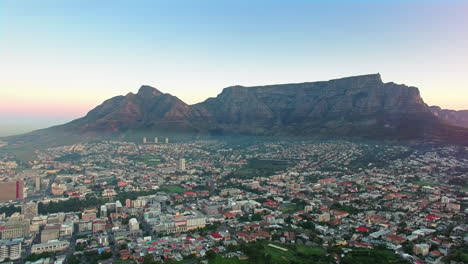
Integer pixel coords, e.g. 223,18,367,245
229,159,295,179
341,248,410,264
411,181,434,187
160,185,185,194
142,155,162,165
241,241,329,264
208,256,248,264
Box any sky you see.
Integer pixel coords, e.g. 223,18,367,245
1,0,467,136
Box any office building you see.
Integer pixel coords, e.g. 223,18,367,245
0,181,24,202
41,224,60,243
0,239,22,261
0,217,30,239
31,240,69,254
177,158,186,171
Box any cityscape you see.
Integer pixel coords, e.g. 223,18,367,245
0,137,466,263
1,1,467,264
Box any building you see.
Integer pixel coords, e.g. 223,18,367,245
22,202,38,221
82,211,97,221
60,222,74,236
100,205,108,218
177,158,186,171
0,181,24,202
41,224,60,242
413,243,430,256
154,137,158,143
35,177,41,191
0,218,30,239
0,238,22,261
165,137,169,144
149,211,207,234
31,240,69,254
318,213,330,222
143,137,147,144
129,218,139,231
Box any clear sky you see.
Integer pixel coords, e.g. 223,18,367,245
1,0,467,136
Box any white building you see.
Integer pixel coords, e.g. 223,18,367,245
31,240,69,254
129,218,139,231
0,238,22,261
177,158,186,171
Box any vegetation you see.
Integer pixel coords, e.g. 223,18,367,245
0,205,21,217
341,248,410,264
26,252,53,262
38,196,107,214
160,185,185,194
228,159,295,179
240,241,329,264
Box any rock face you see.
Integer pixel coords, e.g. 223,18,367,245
193,74,433,138
430,106,468,128
6,74,468,145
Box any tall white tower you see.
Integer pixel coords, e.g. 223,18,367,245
143,137,147,144
165,137,169,144
177,158,186,171
154,137,158,143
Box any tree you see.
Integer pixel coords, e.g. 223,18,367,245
143,254,157,264
206,250,217,260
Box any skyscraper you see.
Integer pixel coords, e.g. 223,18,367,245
154,137,158,143
143,137,147,144
0,181,24,203
165,137,169,144
35,177,41,191
177,158,186,171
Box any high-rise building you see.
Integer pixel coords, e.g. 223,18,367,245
0,181,24,202
177,158,186,171
21,202,38,221
0,238,22,261
154,137,158,143
0,217,30,239
165,137,169,144
143,137,147,144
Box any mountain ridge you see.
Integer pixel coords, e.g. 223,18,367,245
4,73,468,147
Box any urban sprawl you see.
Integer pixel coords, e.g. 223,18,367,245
0,138,466,264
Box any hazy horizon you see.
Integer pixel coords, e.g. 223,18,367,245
1,0,468,136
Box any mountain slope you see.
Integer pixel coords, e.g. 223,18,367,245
4,74,468,146
430,106,468,128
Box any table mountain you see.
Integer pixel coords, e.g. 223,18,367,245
5,74,468,146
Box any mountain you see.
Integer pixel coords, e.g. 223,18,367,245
4,74,468,146
430,106,468,128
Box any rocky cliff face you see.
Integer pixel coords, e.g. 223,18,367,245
430,106,468,128
6,74,468,145
193,74,434,138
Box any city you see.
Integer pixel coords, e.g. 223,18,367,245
0,138,466,263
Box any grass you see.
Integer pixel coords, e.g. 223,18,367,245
342,248,410,264
160,185,185,194
411,181,434,187
279,203,302,214
243,241,328,264
142,155,162,165
209,256,248,264
229,159,295,179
